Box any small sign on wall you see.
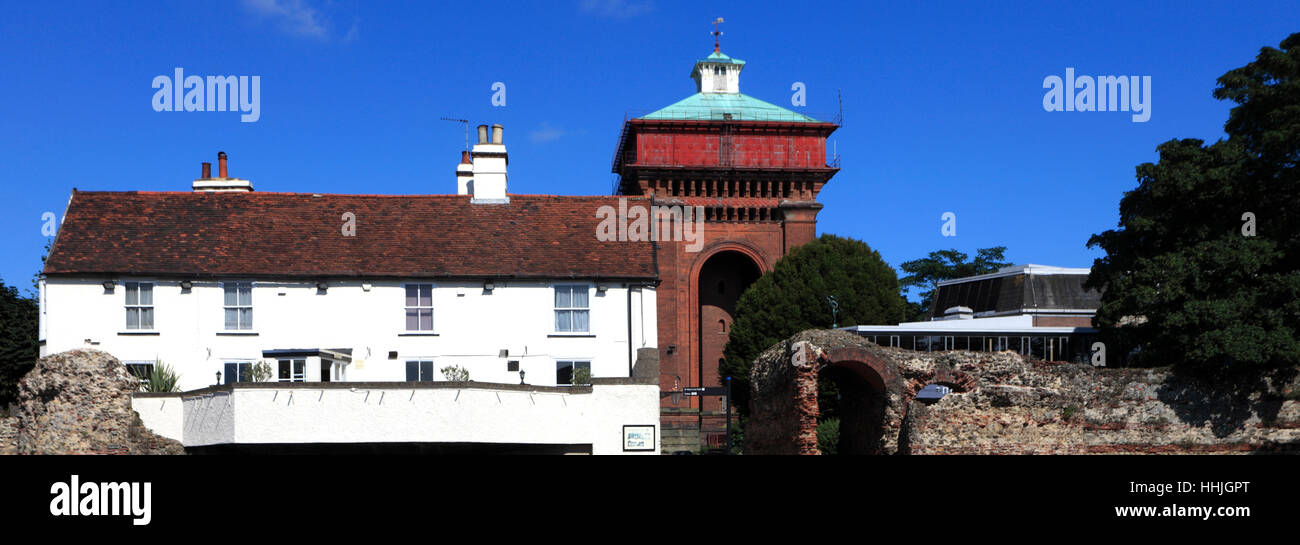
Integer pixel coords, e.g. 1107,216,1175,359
622,425,656,452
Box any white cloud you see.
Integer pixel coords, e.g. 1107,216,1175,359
579,0,654,19
243,0,330,39
529,123,568,144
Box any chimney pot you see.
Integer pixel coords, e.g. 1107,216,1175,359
460,150,472,164
193,151,252,192
477,125,489,145
491,124,503,144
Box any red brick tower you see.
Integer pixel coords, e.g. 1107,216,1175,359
612,43,839,451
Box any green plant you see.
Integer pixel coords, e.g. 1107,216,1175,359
816,417,840,455
1061,405,1079,421
247,360,273,382
135,360,181,393
570,366,591,386
0,279,39,406
441,364,470,382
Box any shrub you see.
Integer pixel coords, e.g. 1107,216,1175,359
441,365,470,382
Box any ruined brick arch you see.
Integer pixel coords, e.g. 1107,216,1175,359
906,367,978,399
820,347,903,394
815,348,906,455
745,334,981,455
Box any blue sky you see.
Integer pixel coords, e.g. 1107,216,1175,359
1,1,1295,299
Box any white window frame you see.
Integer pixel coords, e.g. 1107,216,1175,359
403,283,435,332
555,359,592,386
552,283,592,334
124,281,155,330
222,281,254,331
277,358,306,382
223,360,254,384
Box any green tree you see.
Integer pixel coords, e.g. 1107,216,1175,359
899,246,1012,318
720,234,906,417
0,279,39,406
1086,32,1300,370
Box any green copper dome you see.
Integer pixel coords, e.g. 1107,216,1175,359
640,92,823,123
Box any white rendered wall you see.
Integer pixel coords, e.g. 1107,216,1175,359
42,277,656,392
130,394,184,442
180,382,661,454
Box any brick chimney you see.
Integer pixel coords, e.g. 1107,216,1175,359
456,150,473,195
192,151,254,192
469,124,507,203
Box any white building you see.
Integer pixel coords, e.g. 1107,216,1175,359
40,126,663,454
847,264,1102,363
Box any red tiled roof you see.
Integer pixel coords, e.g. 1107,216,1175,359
44,191,658,280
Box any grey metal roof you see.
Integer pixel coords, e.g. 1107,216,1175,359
928,271,1101,319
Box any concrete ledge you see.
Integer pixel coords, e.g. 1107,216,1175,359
178,380,599,399
132,392,185,399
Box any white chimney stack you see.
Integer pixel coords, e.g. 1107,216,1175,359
192,151,253,192
469,124,508,203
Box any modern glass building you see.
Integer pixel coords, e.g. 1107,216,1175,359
847,265,1101,363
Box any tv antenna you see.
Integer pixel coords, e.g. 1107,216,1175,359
440,117,469,151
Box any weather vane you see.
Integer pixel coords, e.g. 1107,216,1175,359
712,17,724,52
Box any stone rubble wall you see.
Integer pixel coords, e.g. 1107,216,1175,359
6,349,183,455
0,416,16,455
747,329,1300,455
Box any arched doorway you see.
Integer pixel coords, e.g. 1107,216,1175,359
696,250,762,416
820,361,888,454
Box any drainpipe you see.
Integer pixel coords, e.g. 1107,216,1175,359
627,284,634,377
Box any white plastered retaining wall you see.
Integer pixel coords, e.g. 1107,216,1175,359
179,379,660,455
130,394,185,442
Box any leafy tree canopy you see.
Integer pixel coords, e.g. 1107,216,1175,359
899,247,1011,318
720,234,906,416
1087,32,1300,370
0,278,39,406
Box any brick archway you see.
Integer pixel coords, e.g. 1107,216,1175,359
817,348,904,455
689,244,765,421
745,334,954,455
